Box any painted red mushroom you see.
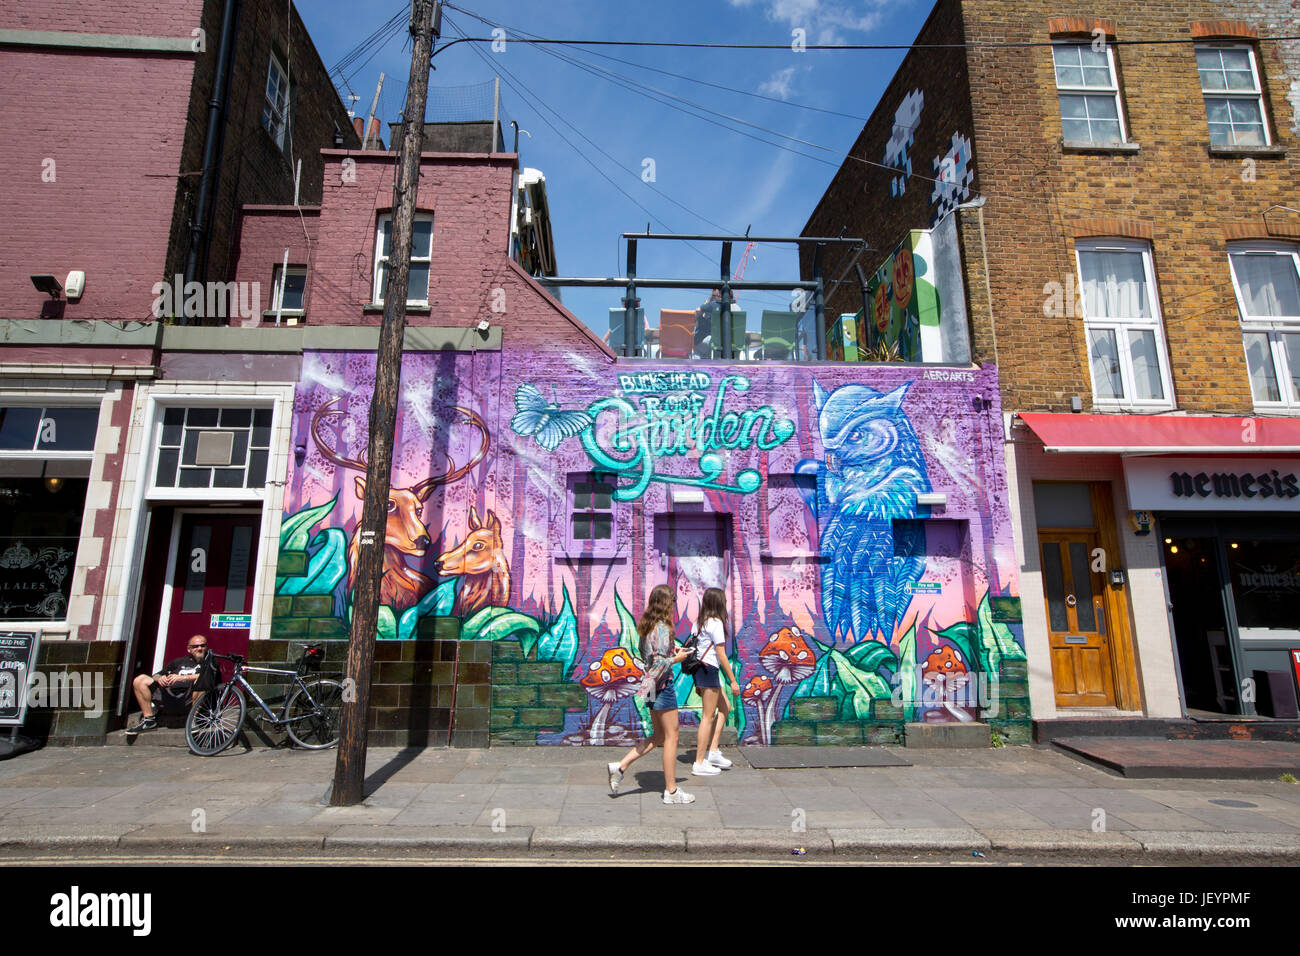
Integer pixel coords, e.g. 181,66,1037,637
921,645,972,722
757,627,816,741
580,648,645,744
741,675,776,745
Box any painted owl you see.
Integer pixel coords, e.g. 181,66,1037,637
796,381,931,644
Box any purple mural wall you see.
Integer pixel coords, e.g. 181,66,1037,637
274,349,1027,746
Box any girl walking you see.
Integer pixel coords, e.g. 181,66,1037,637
690,587,740,776
607,584,697,804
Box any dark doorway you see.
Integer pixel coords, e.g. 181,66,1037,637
1164,535,1237,714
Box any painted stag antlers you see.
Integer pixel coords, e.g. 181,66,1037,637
309,399,490,613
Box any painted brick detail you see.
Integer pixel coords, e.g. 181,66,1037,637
1190,19,1259,38
1047,16,1117,37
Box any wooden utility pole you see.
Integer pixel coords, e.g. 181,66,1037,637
330,0,440,807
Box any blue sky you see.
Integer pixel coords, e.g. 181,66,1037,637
299,0,937,332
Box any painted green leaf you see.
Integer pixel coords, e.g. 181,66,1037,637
376,604,397,642
828,649,892,719
614,592,650,734
277,528,348,597
897,621,918,722
393,579,459,642
280,495,339,552
727,643,746,740
844,639,898,674
459,606,541,645
536,588,579,677
935,620,980,673
978,592,1026,662
792,650,837,700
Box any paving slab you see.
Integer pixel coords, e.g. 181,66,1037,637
828,827,990,852
324,825,532,851
980,828,1143,853
687,827,833,855
532,825,685,852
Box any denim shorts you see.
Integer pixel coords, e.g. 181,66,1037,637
693,664,721,690
649,679,678,712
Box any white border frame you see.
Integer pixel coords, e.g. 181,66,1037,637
1196,43,1271,148
1229,241,1300,409
1075,238,1176,411
1052,41,1129,145
372,213,433,305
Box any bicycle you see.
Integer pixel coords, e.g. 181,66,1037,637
185,643,344,756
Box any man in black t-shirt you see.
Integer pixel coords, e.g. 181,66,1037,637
127,636,220,734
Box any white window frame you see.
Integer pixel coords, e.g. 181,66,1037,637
262,52,291,152
1230,242,1300,408
372,214,433,305
1196,43,1270,147
1052,41,1128,145
1075,238,1175,410
271,265,306,316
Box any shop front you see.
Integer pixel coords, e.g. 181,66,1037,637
1124,456,1300,718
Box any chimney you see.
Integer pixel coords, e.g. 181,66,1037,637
367,117,384,150
353,116,364,139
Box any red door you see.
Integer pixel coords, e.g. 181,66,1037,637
162,513,260,664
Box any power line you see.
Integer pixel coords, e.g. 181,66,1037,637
444,2,872,122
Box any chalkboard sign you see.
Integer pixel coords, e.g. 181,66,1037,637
0,631,39,726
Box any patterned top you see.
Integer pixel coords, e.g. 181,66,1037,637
635,620,675,703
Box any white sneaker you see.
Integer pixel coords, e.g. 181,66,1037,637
692,760,721,776
663,788,696,804
607,762,624,794
707,750,733,769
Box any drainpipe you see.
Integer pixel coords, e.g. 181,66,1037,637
183,0,240,318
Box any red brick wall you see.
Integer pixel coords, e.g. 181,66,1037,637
0,0,204,32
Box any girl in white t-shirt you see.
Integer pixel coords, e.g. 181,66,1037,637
690,587,741,776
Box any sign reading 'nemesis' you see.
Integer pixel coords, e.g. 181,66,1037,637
1170,470,1300,500
1124,458,1300,512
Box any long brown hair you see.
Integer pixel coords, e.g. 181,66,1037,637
696,587,730,651
637,584,674,658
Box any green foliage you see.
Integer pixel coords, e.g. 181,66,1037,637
829,649,892,720
460,605,542,646
1282,773,1298,785
535,587,579,678
394,579,459,642
277,528,348,596
990,729,1006,749
788,637,893,722
614,592,649,734
843,639,897,673
279,495,339,552
896,621,918,722
376,605,397,642
935,593,1028,674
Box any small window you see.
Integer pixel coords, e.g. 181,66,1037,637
373,214,433,305
1075,239,1174,408
262,52,291,151
155,406,273,490
271,265,306,314
1231,243,1300,406
566,472,616,553
1196,44,1269,147
0,406,99,453
1052,42,1127,145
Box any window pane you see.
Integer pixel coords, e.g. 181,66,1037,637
1061,118,1091,142
1283,334,1300,404
162,407,184,445
1082,66,1112,88
182,524,212,613
1041,542,1069,631
1091,119,1122,144
178,467,210,489
1068,542,1096,631
1056,63,1084,87
411,219,433,258
0,407,40,450
32,407,98,451
1088,328,1123,399
188,408,218,427
1231,253,1300,318
408,264,430,302
1243,332,1281,402
1060,95,1088,119
1229,99,1262,124
213,468,244,489
0,476,88,620
224,525,253,613
572,515,590,541
155,447,180,487
374,262,388,301
247,450,268,488
1207,121,1232,146
1087,95,1118,119
1078,47,1109,68
1205,98,1232,123
1231,123,1264,146
592,514,612,540
278,269,306,310
379,218,392,257
220,408,251,428
1080,250,1150,318
1127,328,1165,400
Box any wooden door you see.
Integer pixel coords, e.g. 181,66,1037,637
1040,532,1115,707
161,512,260,665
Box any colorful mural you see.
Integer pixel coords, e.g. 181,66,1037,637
273,352,1026,746
884,89,924,199
930,131,974,225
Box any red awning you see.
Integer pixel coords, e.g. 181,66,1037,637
1018,413,1300,454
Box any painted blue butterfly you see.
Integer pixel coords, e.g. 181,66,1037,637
510,383,594,451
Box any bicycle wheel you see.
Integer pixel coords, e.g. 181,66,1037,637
186,683,245,756
285,679,343,749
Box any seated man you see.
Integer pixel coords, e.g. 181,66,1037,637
127,636,220,734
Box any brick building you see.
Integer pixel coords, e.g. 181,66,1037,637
803,0,1300,728
0,0,357,740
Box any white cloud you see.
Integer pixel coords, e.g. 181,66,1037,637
758,66,799,100
729,0,886,44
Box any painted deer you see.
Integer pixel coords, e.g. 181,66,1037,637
437,505,510,618
310,399,488,614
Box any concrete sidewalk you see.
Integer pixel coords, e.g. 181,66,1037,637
2,743,1299,862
